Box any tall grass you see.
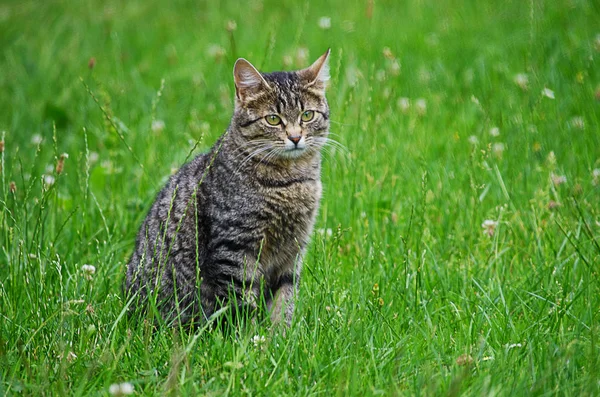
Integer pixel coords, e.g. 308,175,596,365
1,0,599,395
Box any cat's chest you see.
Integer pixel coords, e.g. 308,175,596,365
258,180,321,273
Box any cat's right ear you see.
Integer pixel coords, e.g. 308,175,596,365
233,58,270,103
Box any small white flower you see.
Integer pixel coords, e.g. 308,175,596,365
415,98,427,115
468,135,479,145
506,343,523,350
551,173,567,186
541,87,555,99
251,334,266,348
109,382,134,396
593,168,600,185
43,175,55,186
492,142,505,157
295,47,309,65
225,20,237,32
88,151,99,164
81,264,96,280
513,73,528,90
489,127,500,137
482,219,498,237
397,97,410,113
31,134,43,145
382,47,394,60
151,119,165,133
569,116,585,130
389,60,401,76
318,16,331,30
207,44,226,60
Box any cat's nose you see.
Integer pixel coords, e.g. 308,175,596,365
288,136,301,146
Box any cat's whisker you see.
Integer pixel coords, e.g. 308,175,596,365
234,144,274,175
313,136,350,156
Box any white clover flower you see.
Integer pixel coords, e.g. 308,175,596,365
88,151,99,164
415,98,427,115
468,135,479,145
251,334,266,348
31,134,43,145
151,119,165,133
318,16,331,30
81,264,96,280
382,47,393,60
593,168,600,185
109,382,134,396
513,73,528,90
389,59,401,76
43,174,55,187
551,173,567,186
541,87,555,99
482,219,498,237
397,97,410,113
506,343,523,350
207,44,226,60
489,127,500,137
295,47,309,65
492,142,505,157
226,20,237,32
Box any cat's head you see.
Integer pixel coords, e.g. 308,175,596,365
231,49,331,161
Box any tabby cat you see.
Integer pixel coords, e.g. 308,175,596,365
125,49,331,327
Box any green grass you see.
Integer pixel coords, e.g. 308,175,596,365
1,0,599,395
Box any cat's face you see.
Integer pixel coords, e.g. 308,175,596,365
231,50,330,161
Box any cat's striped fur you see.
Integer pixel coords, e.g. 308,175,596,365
125,50,331,327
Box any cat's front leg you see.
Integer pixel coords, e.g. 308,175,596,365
269,274,299,327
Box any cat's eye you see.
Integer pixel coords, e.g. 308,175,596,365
301,110,314,122
265,115,282,126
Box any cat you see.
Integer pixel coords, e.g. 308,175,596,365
125,49,331,327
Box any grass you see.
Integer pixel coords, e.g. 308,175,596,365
1,0,599,395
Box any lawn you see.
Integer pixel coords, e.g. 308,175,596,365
1,0,599,395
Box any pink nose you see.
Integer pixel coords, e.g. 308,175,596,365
289,136,301,145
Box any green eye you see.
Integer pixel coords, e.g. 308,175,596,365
265,115,282,126
301,110,314,122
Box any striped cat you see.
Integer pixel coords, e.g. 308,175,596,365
125,49,331,327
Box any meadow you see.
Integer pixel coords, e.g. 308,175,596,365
1,0,599,395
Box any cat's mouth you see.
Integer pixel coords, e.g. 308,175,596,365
281,146,307,159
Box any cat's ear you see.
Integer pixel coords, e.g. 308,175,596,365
233,58,270,102
299,48,331,91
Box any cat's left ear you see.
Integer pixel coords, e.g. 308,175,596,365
299,48,331,92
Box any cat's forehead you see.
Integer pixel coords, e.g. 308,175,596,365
262,71,301,90
259,71,322,112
